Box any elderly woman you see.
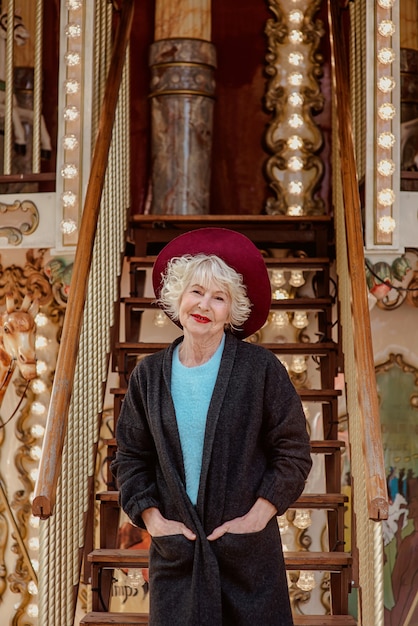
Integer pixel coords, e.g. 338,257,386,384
111,227,312,626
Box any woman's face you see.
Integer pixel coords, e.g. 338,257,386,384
179,279,232,341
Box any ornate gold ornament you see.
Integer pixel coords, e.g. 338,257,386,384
264,0,325,215
0,201,39,246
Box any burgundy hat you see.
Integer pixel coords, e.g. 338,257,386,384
152,227,272,339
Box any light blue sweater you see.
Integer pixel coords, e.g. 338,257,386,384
171,334,225,505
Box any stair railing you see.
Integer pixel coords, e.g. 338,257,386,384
32,0,134,521
328,2,388,625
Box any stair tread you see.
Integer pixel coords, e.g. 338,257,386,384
88,547,351,571
115,341,338,354
96,490,348,509
80,611,356,626
121,295,333,310
80,613,148,625
293,617,356,626
103,438,345,451
110,386,341,399
128,255,331,268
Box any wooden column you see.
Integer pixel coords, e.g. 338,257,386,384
149,0,216,215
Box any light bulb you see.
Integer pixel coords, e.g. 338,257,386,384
61,190,77,207
378,132,395,149
289,29,303,44
288,51,304,67
289,9,304,25
378,76,395,93
277,514,289,533
377,47,395,65
31,424,45,437
273,288,290,300
271,312,289,328
288,156,304,172
378,102,396,121
63,134,79,150
297,571,316,591
65,51,81,67
61,163,79,179
63,105,80,122
270,270,286,287
377,159,395,176
288,92,303,107
60,218,78,235
35,313,49,327
153,311,168,327
288,113,304,129
377,0,394,7
287,204,304,216
66,0,83,10
36,360,48,375
378,20,395,37
35,336,48,349
288,72,303,87
289,270,305,287
290,355,307,373
377,215,396,233
287,135,303,150
377,188,395,206
32,380,47,395
292,311,309,329
288,180,304,195
293,508,312,528
65,22,82,38
64,79,80,94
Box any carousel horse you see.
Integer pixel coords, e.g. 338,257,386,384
0,294,38,408
0,11,52,158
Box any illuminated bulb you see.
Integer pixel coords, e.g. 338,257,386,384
29,537,40,551
270,270,286,287
64,79,80,94
288,180,304,195
61,190,77,207
288,92,303,107
273,288,290,300
271,312,289,327
290,355,307,373
32,401,46,416
36,361,48,375
153,311,168,327
28,581,38,595
288,114,304,129
293,508,312,528
288,72,303,87
60,218,78,235
65,22,82,38
30,515,40,529
287,156,303,172
31,424,45,437
288,51,304,67
61,163,79,179
32,380,47,395
377,47,395,65
292,311,309,329
66,0,83,8
27,604,39,618
378,131,395,149
377,0,394,7
35,336,48,349
289,9,304,25
64,51,81,66
377,215,396,233
30,468,39,482
30,446,43,461
289,270,305,287
289,29,303,44
287,204,304,216
378,102,396,121
35,312,48,327
63,106,80,122
378,20,395,37
297,571,316,591
277,514,289,533
377,159,395,176
63,134,79,150
378,76,395,93
287,135,303,150
377,188,395,206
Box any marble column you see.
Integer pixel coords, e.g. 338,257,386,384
149,0,216,215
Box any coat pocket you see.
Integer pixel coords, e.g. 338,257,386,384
150,534,195,568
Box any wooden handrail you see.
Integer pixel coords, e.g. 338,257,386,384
328,1,388,521
32,0,135,520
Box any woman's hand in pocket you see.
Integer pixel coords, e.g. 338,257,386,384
207,497,277,541
142,507,196,540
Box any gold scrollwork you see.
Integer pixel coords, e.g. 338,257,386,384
264,0,325,215
0,200,39,246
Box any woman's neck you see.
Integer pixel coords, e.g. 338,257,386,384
178,332,224,367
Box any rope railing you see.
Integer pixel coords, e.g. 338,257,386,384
32,0,135,520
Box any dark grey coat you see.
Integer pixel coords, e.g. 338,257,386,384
111,332,312,626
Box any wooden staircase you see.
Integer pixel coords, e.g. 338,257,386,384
81,214,357,625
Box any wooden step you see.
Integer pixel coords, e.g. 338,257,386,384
128,255,331,269
97,490,347,511
293,617,356,626
88,548,149,568
80,613,148,625
80,611,356,626
121,295,333,311
285,551,352,571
